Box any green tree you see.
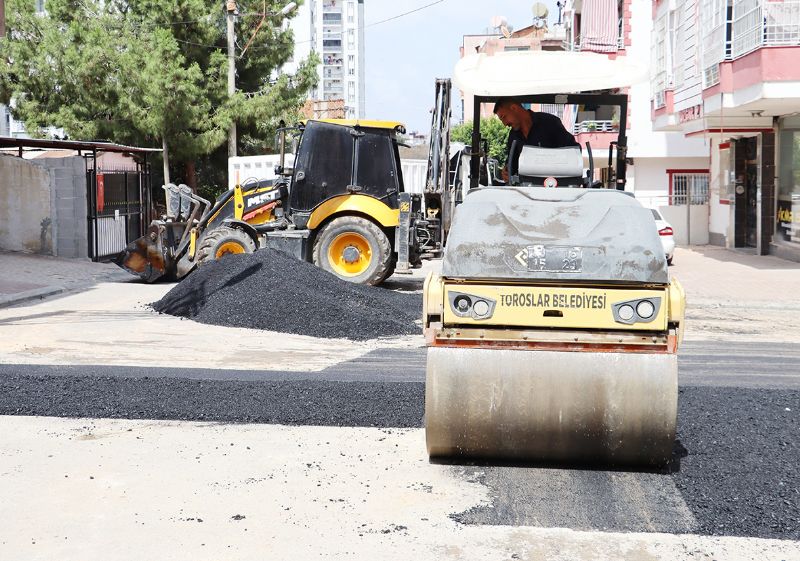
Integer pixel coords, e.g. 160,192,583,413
0,0,318,195
451,117,510,166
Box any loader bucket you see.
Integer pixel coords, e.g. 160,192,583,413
116,232,168,283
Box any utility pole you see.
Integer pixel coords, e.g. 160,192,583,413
226,0,237,158
0,0,6,38
162,137,170,185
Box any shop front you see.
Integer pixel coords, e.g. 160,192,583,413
774,117,800,261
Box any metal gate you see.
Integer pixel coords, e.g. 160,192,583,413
86,160,152,261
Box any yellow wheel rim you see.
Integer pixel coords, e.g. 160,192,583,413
215,241,246,259
328,232,372,276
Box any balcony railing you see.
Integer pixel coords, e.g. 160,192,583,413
573,120,617,134
732,0,800,58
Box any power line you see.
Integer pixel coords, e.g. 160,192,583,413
256,0,448,49
364,0,446,29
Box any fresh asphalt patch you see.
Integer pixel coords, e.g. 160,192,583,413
0,362,797,541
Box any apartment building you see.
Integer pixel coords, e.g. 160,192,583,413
288,0,365,119
458,2,709,244
651,0,800,260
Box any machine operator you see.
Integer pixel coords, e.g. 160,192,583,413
494,99,579,181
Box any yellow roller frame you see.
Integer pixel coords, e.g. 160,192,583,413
307,194,400,230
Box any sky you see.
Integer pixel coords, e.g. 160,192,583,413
362,0,561,132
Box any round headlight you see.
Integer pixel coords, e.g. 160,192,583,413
454,295,472,313
618,304,635,321
636,300,655,319
473,300,490,317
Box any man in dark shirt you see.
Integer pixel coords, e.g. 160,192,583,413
494,100,579,181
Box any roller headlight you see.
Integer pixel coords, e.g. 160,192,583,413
454,295,472,313
612,297,662,325
618,304,635,322
448,291,496,320
636,300,655,319
473,300,491,317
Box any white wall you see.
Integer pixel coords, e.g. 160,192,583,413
0,155,53,253
631,156,710,203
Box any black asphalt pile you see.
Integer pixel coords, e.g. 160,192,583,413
151,248,422,340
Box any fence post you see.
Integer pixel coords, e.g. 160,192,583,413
686,178,692,246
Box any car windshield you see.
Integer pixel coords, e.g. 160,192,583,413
650,209,662,220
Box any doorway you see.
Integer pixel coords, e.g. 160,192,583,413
733,137,759,248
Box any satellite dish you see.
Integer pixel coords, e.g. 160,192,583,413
490,15,508,29
500,25,512,38
532,2,549,19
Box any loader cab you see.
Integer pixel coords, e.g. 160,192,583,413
467,93,629,191
286,119,406,229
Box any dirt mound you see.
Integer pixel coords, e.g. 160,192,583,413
152,249,422,340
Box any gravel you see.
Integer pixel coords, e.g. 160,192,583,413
151,249,422,340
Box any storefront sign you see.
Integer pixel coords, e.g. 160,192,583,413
679,105,703,124
777,199,800,243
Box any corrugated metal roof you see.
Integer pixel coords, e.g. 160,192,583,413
0,136,161,154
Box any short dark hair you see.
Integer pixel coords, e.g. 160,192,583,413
493,99,521,114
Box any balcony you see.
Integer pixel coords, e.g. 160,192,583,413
572,120,619,152
573,120,617,134
322,39,342,53
732,0,800,57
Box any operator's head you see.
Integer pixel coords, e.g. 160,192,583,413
493,99,527,131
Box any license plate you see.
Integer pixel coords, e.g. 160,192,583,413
527,245,583,273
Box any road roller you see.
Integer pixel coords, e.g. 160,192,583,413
423,51,686,467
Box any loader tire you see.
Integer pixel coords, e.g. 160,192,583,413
196,226,257,266
313,216,392,285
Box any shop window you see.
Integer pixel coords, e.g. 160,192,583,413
777,127,800,243
669,170,710,205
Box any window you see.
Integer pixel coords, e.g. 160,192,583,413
777,123,800,243
669,170,710,205
290,122,353,211
699,0,729,86
355,134,396,193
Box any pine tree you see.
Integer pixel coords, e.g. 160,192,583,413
0,0,318,194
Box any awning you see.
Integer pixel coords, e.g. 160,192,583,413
580,0,620,53
453,51,648,97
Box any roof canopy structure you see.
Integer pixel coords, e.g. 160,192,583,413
454,51,648,97
0,136,161,157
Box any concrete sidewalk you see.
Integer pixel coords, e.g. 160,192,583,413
0,250,131,308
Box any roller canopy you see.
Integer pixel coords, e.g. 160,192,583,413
441,187,668,284
454,51,648,97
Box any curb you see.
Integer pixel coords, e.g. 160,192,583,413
0,286,66,309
